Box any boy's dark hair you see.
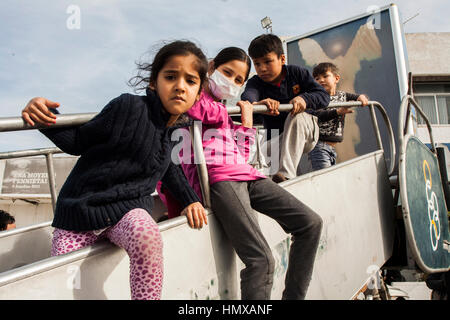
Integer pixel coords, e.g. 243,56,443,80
312,62,340,78
129,40,208,93
0,210,15,231
248,34,284,59
213,47,252,81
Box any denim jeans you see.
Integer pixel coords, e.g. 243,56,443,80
308,140,337,171
210,178,323,300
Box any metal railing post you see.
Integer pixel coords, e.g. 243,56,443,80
190,121,211,209
369,103,384,151
409,96,436,153
45,153,57,210
399,95,436,155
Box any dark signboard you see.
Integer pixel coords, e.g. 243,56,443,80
401,135,450,272
285,4,408,166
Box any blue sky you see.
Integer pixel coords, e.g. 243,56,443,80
0,0,449,152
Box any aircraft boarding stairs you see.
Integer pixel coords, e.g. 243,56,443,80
0,97,448,300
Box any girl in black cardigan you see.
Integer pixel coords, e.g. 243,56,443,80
21,40,208,300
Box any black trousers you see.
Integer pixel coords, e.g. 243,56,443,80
210,178,323,299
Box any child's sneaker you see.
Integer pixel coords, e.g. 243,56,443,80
272,173,288,183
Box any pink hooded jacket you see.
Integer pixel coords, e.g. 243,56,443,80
179,91,266,201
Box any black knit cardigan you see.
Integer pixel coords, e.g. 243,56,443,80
41,89,200,231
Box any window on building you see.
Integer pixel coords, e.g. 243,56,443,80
414,82,450,125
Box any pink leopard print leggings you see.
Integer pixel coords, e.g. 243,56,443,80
51,208,163,300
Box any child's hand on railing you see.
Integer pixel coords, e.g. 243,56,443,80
357,95,369,106
21,97,60,126
254,98,280,116
181,201,208,229
289,95,306,115
236,100,253,128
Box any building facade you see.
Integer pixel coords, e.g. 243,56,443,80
406,32,450,148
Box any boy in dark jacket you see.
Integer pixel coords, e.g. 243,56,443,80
241,34,329,182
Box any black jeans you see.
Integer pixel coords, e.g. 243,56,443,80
210,178,323,299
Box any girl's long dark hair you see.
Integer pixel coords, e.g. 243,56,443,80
213,47,252,81
128,40,208,93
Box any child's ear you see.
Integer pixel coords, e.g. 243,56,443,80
280,54,286,65
149,81,156,90
335,74,341,83
207,60,215,76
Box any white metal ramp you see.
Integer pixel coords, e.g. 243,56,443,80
0,149,395,299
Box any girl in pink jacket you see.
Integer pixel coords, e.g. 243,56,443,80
161,47,323,300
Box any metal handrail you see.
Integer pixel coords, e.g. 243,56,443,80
0,221,52,239
414,93,450,97
0,113,97,132
0,239,115,287
227,101,395,174
399,94,436,155
0,147,62,160
366,101,396,176
337,101,395,176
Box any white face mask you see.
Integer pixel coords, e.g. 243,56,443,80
208,70,241,100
